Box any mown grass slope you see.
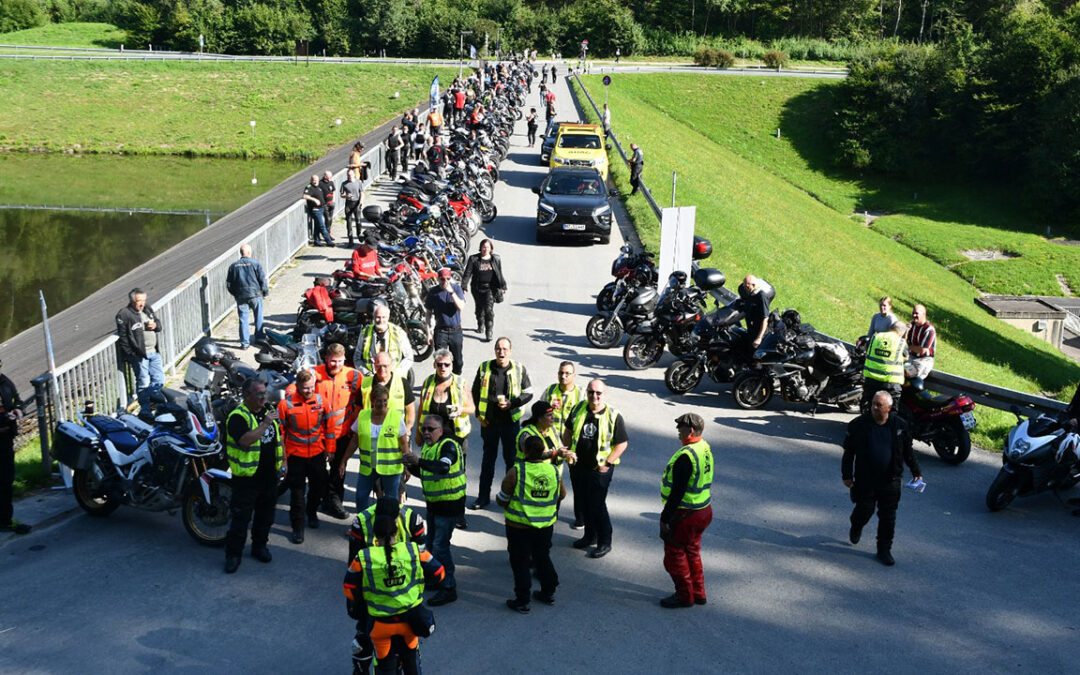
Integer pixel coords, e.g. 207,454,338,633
575,73,1080,448
0,22,126,49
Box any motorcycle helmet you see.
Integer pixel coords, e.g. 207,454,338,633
321,322,349,347
1056,433,1080,465
781,308,802,331
194,337,222,365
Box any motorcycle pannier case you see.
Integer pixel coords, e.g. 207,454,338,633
815,342,851,373
693,268,726,291
53,422,100,470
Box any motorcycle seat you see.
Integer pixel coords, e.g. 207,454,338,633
913,389,953,408
86,416,143,454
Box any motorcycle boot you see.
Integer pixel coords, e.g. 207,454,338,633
484,318,494,343
251,545,272,563
351,635,374,675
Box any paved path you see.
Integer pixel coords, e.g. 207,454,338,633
2,75,1079,673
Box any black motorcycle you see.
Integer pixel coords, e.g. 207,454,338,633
730,310,864,414
622,268,713,370
586,275,660,350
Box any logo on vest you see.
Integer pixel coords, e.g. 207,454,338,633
529,474,552,500
383,561,407,588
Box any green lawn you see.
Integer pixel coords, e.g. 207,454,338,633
574,74,1080,449
0,60,457,159
13,437,52,497
0,22,126,49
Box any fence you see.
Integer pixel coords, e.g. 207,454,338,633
570,72,1069,419
28,144,388,473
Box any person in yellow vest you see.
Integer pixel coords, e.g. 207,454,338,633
403,413,465,607
341,383,410,511
343,500,444,675
470,337,533,510
317,343,362,520
415,349,474,530
224,378,283,574
278,368,333,544
562,378,628,559
861,318,908,412
659,413,714,608
515,400,572,464
350,352,416,435
540,360,582,437
354,302,414,379
497,435,565,613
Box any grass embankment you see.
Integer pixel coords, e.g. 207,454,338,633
0,22,125,49
0,60,458,159
13,437,52,496
572,74,1080,450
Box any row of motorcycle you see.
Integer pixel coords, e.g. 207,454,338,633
588,245,1080,511
46,62,535,546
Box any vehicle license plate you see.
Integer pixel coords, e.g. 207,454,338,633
960,412,976,430
563,223,587,231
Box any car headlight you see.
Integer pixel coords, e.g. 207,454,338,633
551,156,564,165
591,205,611,216
538,202,555,214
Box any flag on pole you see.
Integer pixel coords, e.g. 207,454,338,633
469,44,477,59
429,75,440,111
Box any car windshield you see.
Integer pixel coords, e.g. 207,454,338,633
558,134,602,149
546,175,604,196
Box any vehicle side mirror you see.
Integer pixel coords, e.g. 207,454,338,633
531,186,541,195
606,143,613,151
609,188,620,196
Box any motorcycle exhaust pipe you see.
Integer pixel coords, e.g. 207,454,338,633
837,388,862,403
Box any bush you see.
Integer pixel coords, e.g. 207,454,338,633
716,49,735,68
692,45,715,66
0,0,47,33
762,50,788,69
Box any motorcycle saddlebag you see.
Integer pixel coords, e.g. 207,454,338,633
815,342,851,373
53,422,99,470
693,268,726,291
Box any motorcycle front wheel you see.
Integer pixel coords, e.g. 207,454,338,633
480,200,498,224
596,285,617,312
182,479,232,547
932,416,972,465
586,314,623,349
623,334,665,370
73,467,120,517
664,360,703,395
986,468,1021,512
409,322,433,362
731,371,774,410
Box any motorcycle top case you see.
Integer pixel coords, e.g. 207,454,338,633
693,268,726,291
53,421,100,470
692,236,713,260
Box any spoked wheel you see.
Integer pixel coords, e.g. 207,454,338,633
596,285,617,312
623,334,665,370
932,416,972,465
182,479,232,547
586,314,623,349
480,200,498,224
73,467,120,517
986,469,1021,511
409,322,433,362
664,360,703,395
731,371,774,410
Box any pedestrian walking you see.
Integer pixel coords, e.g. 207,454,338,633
303,174,333,246
425,268,467,375
659,413,713,608
225,243,268,349
340,168,363,246
224,378,282,573
415,349,474,450
315,343,361,520
115,288,164,420
629,143,644,195
341,383,409,512
602,104,611,138
615,47,621,63
526,108,539,147
426,107,443,140
278,369,332,544
550,63,557,83
461,238,507,343
471,337,533,510
497,435,564,613
842,390,922,566
562,379,627,558
0,358,29,534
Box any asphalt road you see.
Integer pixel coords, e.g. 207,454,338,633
2,76,1079,674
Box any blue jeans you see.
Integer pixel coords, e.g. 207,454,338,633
309,208,332,245
354,471,401,512
129,351,164,412
236,296,264,347
426,513,457,589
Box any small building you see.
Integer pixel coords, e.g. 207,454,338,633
975,295,1068,349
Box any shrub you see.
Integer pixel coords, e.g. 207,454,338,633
762,50,788,69
715,49,735,68
0,0,47,33
692,45,715,66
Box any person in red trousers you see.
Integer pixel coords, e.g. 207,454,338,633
659,413,714,608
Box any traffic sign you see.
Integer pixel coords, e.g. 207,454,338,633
602,75,612,86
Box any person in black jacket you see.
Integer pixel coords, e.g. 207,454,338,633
841,390,922,566
225,243,268,349
0,359,29,534
461,239,507,343
115,288,164,419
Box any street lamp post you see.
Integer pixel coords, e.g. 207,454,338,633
250,119,256,138
459,30,473,80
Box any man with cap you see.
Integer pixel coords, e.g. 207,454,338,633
659,413,714,608
350,234,385,281
425,268,466,375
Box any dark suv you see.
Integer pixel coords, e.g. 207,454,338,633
532,167,614,244
539,120,570,164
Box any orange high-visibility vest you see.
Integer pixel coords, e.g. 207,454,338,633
278,391,330,458
315,364,361,442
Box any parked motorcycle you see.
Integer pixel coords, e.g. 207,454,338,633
899,378,977,465
622,271,707,370
52,391,233,546
663,268,748,394
986,406,1080,510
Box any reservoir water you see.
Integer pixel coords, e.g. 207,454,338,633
0,154,305,342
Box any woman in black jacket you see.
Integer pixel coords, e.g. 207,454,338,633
461,238,507,342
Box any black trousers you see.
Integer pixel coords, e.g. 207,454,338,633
568,461,587,526
225,472,278,558
850,479,902,551
287,452,328,529
477,420,519,502
471,287,495,333
0,432,14,526
527,126,537,145
326,436,350,505
506,524,558,602
344,200,360,241
433,326,463,375
572,464,614,546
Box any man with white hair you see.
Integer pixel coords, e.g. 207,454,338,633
225,243,268,349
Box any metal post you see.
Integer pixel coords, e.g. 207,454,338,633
31,375,52,478
672,171,677,207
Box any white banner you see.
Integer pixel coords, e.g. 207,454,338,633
658,206,696,286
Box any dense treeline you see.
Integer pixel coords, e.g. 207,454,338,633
832,1,1080,220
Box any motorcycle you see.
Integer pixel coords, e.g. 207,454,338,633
622,271,707,370
663,269,748,394
596,245,656,312
899,378,977,465
51,391,233,546
585,277,659,349
986,406,1080,511
730,309,865,414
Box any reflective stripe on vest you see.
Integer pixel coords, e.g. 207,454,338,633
661,439,713,510
419,437,466,502
420,374,472,438
477,360,523,423
351,504,415,549
360,375,406,413
282,393,327,457
568,402,621,465
360,324,406,372
315,366,360,439
543,383,582,434
862,331,905,384
515,424,561,466
225,404,282,477
359,542,424,617
505,460,559,528
356,408,404,476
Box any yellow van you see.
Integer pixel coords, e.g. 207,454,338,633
549,123,608,179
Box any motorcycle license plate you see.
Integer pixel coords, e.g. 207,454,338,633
563,223,587,231
961,412,976,430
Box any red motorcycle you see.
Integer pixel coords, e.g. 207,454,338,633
900,379,977,465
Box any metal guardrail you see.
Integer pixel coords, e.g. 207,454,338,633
570,72,1069,419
